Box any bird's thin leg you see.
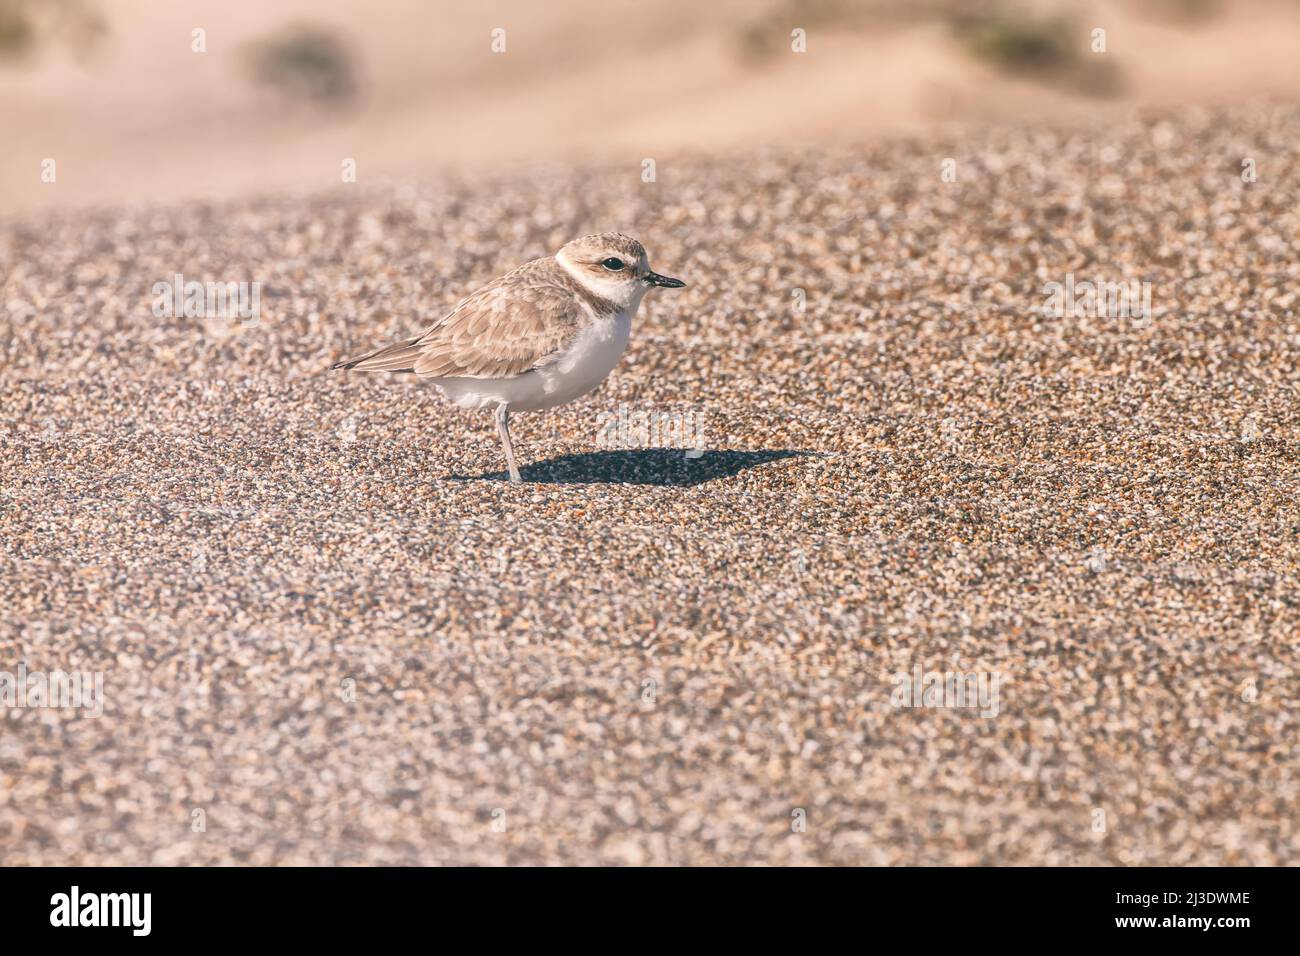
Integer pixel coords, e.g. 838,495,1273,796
495,403,522,484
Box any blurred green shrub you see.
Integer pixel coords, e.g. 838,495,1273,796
950,5,1123,97
242,24,358,106
950,9,1076,73
0,0,105,64
0,1,34,59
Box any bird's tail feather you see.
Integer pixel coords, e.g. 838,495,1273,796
330,337,423,372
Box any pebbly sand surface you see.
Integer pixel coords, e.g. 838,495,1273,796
1,104,1297,865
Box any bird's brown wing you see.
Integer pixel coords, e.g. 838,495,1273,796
332,257,584,378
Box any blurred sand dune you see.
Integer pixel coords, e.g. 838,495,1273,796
3,0,1300,212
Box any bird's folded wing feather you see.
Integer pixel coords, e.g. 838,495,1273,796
339,258,584,379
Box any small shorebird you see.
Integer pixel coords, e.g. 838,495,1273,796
331,233,685,483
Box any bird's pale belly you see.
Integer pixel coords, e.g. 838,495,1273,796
432,313,632,412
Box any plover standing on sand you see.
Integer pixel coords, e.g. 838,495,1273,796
331,233,685,483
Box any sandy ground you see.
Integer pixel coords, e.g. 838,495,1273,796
1,103,1298,865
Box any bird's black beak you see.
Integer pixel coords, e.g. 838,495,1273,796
644,271,686,288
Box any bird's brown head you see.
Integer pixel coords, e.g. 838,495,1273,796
557,232,685,307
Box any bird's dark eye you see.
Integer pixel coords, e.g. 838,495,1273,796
601,257,625,271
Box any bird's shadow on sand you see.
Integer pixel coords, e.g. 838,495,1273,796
450,449,809,487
